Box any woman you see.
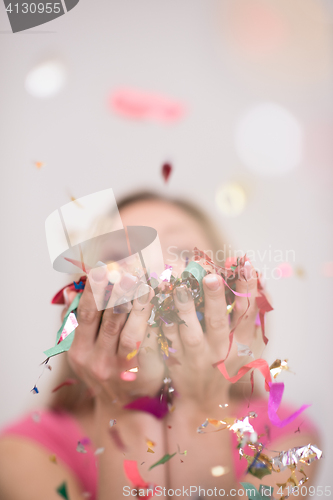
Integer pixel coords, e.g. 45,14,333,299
0,191,319,499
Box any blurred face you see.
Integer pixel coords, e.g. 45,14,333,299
120,199,212,276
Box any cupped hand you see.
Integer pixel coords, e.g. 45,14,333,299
64,267,165,408
161,261,260,413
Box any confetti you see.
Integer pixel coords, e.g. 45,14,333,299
237,342,254,357
109,419,117,427
110,88,186,123
256,291,273,346
52,378,78,393
49,454,57,464
35,161,43,169
44,293,82,358
76,441,87,453
268,382,310,428
270,359,290,378
162,163,172,183
30,385,39,394
56,482,69,499
240,481,266,500
126,348,138,360
148,452,177,470
123,460,157,498
214,358,272,392
123,395,169,419
147,448,155,453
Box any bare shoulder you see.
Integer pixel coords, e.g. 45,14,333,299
0,435,83,500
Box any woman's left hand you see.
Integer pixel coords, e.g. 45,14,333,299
161,261,260,414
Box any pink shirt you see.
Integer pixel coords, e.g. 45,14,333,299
0,401,316,498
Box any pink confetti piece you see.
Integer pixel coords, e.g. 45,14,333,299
123,395,169,419
120,371,137,381
110,88,186,123
268,382,310,428
277,262,293,278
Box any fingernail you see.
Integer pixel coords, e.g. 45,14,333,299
114,298,132,314
91,266,107,283
164,322,174,328
244,261,252,280
204,274,220,291
120,273,137,291
176,285,189,303
137,284,150,304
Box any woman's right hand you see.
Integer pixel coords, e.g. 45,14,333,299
64,266,165,407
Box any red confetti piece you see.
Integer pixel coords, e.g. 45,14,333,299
52,378,78,393
162,163,172,183
51,276,88,305
256,292,273,346
124,460,151,490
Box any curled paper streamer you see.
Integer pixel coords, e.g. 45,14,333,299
268,382,310,428
44,293,82,358
214,359,272,392
256,292,273,345
57,312,78,344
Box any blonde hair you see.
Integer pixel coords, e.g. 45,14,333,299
48,190,227,412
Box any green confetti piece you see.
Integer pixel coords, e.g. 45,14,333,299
181,261,207,293
240,482,266,500
56,481,69,499
44,293,82,358
148,452,177,470
259,485,273,497
248,464,272,480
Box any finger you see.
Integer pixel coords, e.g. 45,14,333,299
173,285,204,353
71,266,108,351
106,273,138,312
117,283,154,359
231,260,258,345
162,322,183,359
202,274,229,352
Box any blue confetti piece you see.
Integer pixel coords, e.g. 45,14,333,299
73,280,85,290
196,311,203,321
31,385,39,394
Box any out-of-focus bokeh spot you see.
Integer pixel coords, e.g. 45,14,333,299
215,182,246,217
235,102,303,175
221,0,332,85
25,59,67,98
